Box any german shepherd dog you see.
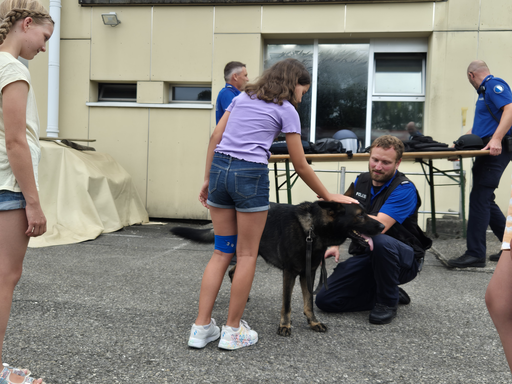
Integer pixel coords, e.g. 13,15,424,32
170,194,383,336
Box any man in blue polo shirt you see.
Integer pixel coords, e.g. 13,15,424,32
316,135,431,325
215,61,249,124
447,60,512,268
215,61,249,266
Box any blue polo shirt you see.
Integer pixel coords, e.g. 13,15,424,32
215,84,241,124
473,75,512,138
355,172,417,224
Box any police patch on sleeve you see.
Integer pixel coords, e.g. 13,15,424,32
494,85,505,94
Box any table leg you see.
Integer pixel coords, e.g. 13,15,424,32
459,156,466,238
285,160,292,204
429,159,437,237
274,162,280,204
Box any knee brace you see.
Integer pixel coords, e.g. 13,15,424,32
214,234,237,253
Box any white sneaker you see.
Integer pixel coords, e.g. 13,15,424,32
188,318,221,348
218,320,258,350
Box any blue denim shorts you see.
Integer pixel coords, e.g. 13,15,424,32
207,153,270,212
0,190,26,211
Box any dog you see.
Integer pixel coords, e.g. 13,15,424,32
170,190,384,336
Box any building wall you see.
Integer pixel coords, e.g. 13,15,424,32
30,0,512,226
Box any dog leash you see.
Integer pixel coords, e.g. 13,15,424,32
306,226,329,295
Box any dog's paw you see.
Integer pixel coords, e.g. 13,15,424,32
277,325,292,337
310,322,327,332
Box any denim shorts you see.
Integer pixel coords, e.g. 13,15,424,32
0,190,26,211
207,153,270,212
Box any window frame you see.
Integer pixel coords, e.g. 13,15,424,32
365,39,428,147
372,53,426,97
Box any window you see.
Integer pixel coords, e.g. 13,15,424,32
316,44,369,142
265,40,427,148
266,43,314,141
170,86,212,103
371,53,426,142
266,42,370,144
98,83,137,102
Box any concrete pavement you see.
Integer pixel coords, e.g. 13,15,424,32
5,223,510,383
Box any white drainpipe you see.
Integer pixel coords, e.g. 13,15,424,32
46,0,61,138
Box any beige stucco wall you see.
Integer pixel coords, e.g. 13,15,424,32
27,0,512,227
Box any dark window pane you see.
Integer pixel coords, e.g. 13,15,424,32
265,44,314,141
315,44,369,143
371,101,424,142
173,87,211,102
98,83,137,101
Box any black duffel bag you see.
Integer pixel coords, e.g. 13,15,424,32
311,138,345,154
270,140,315,154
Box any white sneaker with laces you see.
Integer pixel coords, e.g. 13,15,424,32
188,318,221,348
218,320,258,350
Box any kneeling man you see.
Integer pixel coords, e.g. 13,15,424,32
316,135,432,324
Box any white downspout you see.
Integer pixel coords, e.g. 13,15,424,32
46,0,61,138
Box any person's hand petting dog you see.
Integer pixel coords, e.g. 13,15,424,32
317,193,359,204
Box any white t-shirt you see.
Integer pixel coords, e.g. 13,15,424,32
0,52,41,192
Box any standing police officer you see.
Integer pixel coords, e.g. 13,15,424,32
447,60,512,268
215,61,249,124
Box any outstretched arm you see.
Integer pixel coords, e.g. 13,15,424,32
286,133,358,204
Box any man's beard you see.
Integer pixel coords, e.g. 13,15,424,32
370,169,394,183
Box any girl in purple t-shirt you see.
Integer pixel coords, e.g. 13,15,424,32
188,58,357,350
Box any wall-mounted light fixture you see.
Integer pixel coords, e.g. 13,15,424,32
101,12,121,27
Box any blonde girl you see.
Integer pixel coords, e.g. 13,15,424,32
0,1,53,383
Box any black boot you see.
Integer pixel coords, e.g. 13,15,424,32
369,303,398,325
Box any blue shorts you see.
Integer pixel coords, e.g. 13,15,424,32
0,190,26,211
207,153,270,213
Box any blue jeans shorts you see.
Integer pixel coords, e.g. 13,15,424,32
0,190,26,211
207,153,270,213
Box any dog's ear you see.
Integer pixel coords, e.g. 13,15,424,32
317,200,346,215
344,182,355,197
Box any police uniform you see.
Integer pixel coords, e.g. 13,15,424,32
215,84,241,124
315,171,431,314
465,75,512,261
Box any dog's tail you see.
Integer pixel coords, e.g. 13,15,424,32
170,227,215,243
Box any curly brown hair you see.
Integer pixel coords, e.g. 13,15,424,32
370,135,404,161
0,0,53,45
244,58,311,108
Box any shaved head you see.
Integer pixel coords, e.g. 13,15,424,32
467,60,490,75
467,60,491,90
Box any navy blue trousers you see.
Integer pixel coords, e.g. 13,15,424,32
315,234,419,312
466,151,512,259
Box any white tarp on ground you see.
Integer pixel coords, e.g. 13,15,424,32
29,140,149,248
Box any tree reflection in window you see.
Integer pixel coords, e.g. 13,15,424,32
266,44,313,141
316,44,369,142
265,43,369,144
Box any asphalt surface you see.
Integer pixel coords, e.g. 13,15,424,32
5,223,510,383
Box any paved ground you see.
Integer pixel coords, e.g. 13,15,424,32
5,223,510,383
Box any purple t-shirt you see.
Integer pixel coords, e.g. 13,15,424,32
214,92,302,164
